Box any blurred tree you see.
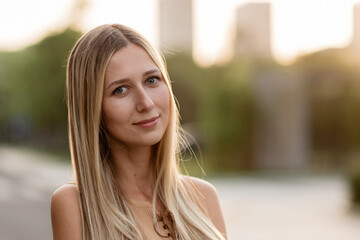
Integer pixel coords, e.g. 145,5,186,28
295,49,360,167
166,55,256,171
0,28,81,151
203,61,255,170
166,53,204,124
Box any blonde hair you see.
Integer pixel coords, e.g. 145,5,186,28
66,24,225,240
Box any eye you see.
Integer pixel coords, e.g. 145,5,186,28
113,86,127,95
146,76,160,85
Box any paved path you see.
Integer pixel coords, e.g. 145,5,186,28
0,146,359,240
0,146,72,240
212,176,360,240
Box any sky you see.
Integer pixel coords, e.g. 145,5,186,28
0,0,359,65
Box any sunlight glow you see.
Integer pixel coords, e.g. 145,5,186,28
0,0,73,50
0,0,358,65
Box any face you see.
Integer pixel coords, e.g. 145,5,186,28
102,43,170,148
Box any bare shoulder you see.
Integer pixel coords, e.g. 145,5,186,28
52,184,78,202
182,176,227,238
182,176,218,199
51,184,82,240
51,184,80,215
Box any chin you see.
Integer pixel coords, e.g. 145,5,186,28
137,136,164,146
120,132,165,147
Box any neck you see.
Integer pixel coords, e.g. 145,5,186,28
110,143,156,200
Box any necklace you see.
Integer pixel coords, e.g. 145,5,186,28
154,209,178,239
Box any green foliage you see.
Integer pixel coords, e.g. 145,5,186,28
0,28,81,149
168,49,360,172
166,53,204,123
167,55,256,171
294,49,360,164
198,61,254,170
349,167,360,206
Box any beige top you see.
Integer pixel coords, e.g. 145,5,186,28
128,198,175,240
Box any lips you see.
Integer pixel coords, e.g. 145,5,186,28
133,116,160,125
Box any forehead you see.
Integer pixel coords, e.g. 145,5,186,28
105,43,158,82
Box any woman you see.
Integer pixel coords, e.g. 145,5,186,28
51,24,227,240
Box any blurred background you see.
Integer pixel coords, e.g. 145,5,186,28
1,0,360,239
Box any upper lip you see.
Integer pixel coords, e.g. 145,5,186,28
133,115,159,125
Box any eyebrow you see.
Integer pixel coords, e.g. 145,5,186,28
106,68,160,90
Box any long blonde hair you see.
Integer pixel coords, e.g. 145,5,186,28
66,24,225,240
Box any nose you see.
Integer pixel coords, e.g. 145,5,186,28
136,88,155,112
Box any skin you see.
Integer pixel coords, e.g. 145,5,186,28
51,43,227,240
102,43,171,203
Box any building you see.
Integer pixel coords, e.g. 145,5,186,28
234,3,272,59
252,70,309,170
159,0,193,55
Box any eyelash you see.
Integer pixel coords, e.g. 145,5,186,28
146,76,161,85
113,86,128,95
112,76,161,95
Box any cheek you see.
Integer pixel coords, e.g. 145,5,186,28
101,99,128,130
157,86,171,113
102,100,114,125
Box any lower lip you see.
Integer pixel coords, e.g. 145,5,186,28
135,117,159,128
